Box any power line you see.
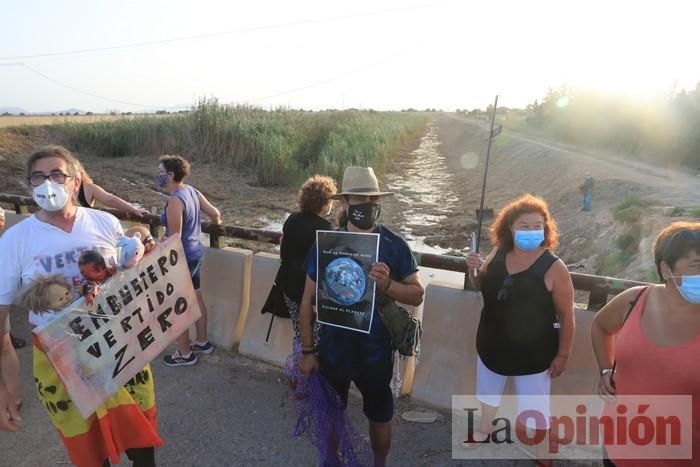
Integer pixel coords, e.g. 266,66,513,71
18,63,188,109
6,38,417,110
0,5,432,61
247,49,408,103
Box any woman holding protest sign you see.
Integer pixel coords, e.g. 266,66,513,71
156,155,222,367
0,146,162,466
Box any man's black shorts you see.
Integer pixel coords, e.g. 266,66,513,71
319,354,394,423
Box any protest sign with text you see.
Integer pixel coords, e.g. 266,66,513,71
316,230,379,334
34,235,201,418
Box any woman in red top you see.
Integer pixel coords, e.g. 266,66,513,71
592,222,700,466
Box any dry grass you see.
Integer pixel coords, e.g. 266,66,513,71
0,114,143,128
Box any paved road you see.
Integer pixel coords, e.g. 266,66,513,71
2,312,599,467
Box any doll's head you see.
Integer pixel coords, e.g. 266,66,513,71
125,225,156,253
78,250,111,281
16,275,73,311
117,233,145,269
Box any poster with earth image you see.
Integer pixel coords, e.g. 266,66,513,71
315,230,379,333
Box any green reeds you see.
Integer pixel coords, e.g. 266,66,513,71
61,99,427,186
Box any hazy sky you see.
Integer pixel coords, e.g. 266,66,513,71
1,0,698,113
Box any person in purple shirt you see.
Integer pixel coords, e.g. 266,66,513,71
155,155,222,367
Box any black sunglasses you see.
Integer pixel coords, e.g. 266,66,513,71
497,275,514,301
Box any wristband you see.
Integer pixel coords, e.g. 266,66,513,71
301,348,316,355
601,368,613,377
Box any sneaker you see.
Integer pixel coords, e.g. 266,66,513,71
163,350,197,367
190,341,214,354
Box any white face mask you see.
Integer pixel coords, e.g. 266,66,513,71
33,180,71,212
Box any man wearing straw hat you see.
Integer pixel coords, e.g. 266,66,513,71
298,166,425,466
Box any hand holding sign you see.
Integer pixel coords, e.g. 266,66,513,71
33,236,201,418
368,262,391,292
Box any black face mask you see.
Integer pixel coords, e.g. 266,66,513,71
347,202,381,230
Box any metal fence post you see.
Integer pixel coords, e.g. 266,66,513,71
210,229,225,249
14,203,29,214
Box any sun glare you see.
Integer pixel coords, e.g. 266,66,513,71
556,96,570,108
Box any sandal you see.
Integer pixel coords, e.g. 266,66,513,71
462,429,491,449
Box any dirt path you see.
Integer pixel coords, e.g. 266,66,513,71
467,116,700,205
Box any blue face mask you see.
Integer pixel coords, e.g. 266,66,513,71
513,229,545,252
154,173,169,187
671,274,700,304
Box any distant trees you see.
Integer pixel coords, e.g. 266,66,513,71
518,83,700,169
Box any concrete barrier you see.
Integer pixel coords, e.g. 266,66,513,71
411,281,483,410
399,265,464,396
238,252,295,366
199,247,253,350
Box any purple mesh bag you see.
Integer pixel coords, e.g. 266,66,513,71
285,342,373,467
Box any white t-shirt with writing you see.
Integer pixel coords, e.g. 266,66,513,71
0,208,123,314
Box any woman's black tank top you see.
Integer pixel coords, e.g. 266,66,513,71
476,249,560,376
77,183,92,208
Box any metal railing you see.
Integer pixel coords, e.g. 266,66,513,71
0,193,650,310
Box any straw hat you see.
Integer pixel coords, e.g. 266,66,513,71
330,166,393,199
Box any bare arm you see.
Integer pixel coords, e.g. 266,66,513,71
371,267,424,306
547,260,575,377
591,286,646,371
165,196,185,237
591,285,647,397
86,183,148,217
197,191,222,225
0,305,20,431
550,260,575,356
